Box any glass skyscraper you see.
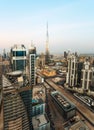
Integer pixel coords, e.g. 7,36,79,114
11,44,26,72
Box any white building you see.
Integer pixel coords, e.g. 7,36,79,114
81,60,94,91
29,45,36,86
66,54,78,87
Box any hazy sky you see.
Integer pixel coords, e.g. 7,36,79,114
0,0,94,54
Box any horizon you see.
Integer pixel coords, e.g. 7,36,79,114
0,0,94,54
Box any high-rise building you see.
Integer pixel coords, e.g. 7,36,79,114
11,44,26,72
2,75,30,130
38,53,45,68
20,87,33,130
81,59,94,91
77,62,83,86
45,23,50,64
29,45,36,86
64,51,67,59
0,56,2,108
66,54,78,87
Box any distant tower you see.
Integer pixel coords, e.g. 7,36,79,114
3,49,6,58
45,22,50,64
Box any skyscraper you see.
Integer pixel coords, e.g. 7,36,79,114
0,56,2,108
29,44,36,86
81,59,94,91
11,44,26,72
2,75,30,130
45,22,50,64
66,53,78,87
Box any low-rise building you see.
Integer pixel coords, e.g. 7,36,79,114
51,91,76,120
32,114,50,130
64,120,90,130
41,68,56,77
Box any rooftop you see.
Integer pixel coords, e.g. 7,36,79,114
12,44,26,50
32,114,49,128
67,120,90,130
7,71,22,77
33,85,46,102
51,91,76,111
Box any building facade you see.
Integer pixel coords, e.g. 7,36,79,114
51,91,76,120
81,60,94,91
11,44,26,72
2,75,29,130
0,56,2,108
32,114,50,130
66,54,78,87
32,99,45,117
29,45,36,86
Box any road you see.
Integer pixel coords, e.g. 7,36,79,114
44,82,65,130
45,79,94,129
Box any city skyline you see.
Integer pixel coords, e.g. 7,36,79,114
0,0,94,54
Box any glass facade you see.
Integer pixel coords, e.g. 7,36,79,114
13,51,26,57
13,60,26,71
11,45,27,72
20,89,32,130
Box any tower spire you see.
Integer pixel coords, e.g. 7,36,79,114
47,22,48,39
46,22,49,51
45,22,50,64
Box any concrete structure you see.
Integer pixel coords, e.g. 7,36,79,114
81,59,94,91
66,54,78,87
11,44,26,72
29,45,36,86
32,114,50,130
51,91,76,120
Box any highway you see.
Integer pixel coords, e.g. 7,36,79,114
45,79,94,129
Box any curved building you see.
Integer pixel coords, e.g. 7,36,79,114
3,75,29,130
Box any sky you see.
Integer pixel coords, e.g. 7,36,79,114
0,0,94,54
